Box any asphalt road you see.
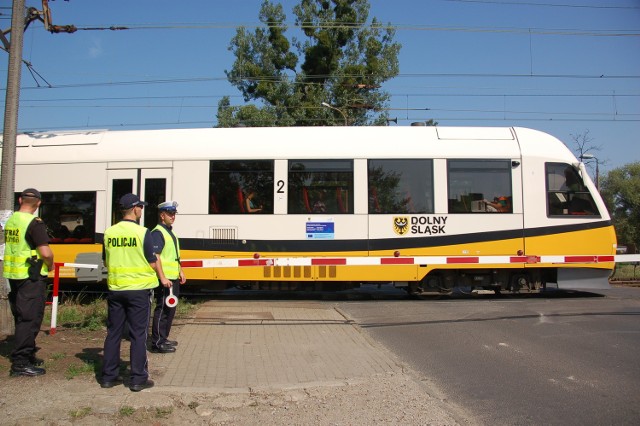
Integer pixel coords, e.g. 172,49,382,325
336,287,640,426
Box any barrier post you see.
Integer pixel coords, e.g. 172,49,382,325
48,262,100,336
50,262,61,335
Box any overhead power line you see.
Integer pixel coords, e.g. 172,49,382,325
6,72,639,92
442,0,640,9
18,103,640,120
14,113,640,133
66,21,640,37
17,92,640,104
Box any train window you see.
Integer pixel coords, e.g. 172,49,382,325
368,159,434,214
36,191,97,244
111,179,133,225
447,160,513,213
209,160,274,214
546,163,599,217
143,178,167,229
288,160,353,214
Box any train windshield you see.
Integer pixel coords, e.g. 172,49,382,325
546,163,600,217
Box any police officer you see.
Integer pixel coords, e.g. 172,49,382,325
3,188,53,377
150,201,186,353
100,193,172,392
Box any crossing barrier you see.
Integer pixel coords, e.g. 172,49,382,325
49,254,640,334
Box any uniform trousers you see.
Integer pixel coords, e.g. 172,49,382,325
151,279,179,348
8,277,47,366
101,289,151,385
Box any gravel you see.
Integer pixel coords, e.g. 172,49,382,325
0,370,476,425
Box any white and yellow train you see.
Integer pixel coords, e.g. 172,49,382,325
8,125,619,294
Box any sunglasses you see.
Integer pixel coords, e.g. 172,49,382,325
135,204,144,210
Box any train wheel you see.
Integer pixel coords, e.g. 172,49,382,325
415,274,452,298
509,274,531,293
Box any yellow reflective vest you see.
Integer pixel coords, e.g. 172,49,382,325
104,221,156,291
152,225,181,280
3,212,49,279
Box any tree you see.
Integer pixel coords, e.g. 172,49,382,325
570,130,600,159
600,162,640,251
217,0,401,127
569,130,604,185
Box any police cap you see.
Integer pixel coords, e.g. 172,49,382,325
20,188,41,199
158,200,178,213
119,193,148,209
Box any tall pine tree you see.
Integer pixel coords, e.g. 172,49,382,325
217,0,400,127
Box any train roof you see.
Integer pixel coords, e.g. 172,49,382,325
7,126,576,164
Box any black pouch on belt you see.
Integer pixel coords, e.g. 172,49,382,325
27,257,44,280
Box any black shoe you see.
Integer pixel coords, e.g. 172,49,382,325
150,343,176,353
10,364,46,377
130,379,154,392
29,356,45,367
100,375,124,388
166,340,178,346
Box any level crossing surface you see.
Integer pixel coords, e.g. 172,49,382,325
151,300,402,391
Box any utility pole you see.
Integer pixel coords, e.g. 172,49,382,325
1,0,27,336
1,0,77,336
579,153,600,191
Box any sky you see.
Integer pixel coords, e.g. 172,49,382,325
1,0,639,175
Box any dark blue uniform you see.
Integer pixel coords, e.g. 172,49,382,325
101,219,156,387
150,224,181,350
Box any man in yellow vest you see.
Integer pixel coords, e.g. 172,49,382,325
100,193,171,392
150,201,186,353
3,188,53,377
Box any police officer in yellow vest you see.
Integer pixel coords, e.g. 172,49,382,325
3,188,54,377
100,193,172,392
150,201,186,353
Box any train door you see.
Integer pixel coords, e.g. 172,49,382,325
107,168,172,229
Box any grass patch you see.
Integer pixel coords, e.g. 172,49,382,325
150,297,201,320
611,263,640,281
44,293,108,331
65,359,96,380
175,298,199,317
46,293,200,332
156,407,173,418
119,406,136,417
51,352,66,360
69,407,92,419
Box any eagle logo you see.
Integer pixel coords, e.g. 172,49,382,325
393,217,409,236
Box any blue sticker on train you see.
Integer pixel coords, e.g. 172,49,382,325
306,222,335,239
